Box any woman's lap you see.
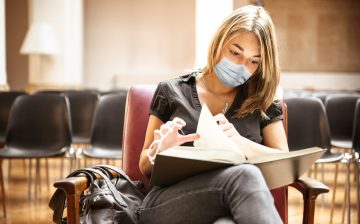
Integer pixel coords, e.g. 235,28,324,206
137,164,282,224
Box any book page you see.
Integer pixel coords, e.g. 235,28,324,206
161,146,246,164
193,103,245,159
247,147,325,164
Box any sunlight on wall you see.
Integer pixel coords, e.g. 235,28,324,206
195,0,233,69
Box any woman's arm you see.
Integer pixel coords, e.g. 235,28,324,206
214,114,288,159
139,115,163,178
262,120,288,151
139,115,200,178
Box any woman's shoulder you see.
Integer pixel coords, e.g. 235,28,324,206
157,72,197,88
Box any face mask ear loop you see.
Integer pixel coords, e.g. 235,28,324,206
146,140,163,165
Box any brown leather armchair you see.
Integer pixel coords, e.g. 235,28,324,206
54,85,329,224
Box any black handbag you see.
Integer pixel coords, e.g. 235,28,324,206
49,165,145,224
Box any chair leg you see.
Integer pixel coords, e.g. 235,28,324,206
60,157,64,178
7,160,11,182
314,163,318,180
346,160,351,224
307,164,313,178
0,159,6,217
39,159,42,193
342,178,347,224
75,151,79,170
46,158,50,192
34,158,40,200
303,193,317,224
22,159,26,174
355,161,359,224
28,159,32,201
330,163,339,223
342,160,351,224
69,155,73,173
320,164,325,206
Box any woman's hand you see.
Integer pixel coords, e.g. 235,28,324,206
213,113,286,158
147,117,200,164
214,113,244,140
213,113,249,156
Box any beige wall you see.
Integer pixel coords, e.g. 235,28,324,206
6,0,28,90
84,0,195,90
263,0,360,72
27,0,83,89
5,1,360,91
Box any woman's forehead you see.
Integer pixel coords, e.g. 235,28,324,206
225,32,261,55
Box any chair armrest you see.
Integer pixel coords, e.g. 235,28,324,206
290,176,329,224
53,170,119,224
53,176,88,224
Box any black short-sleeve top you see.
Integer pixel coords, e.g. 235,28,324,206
149,72,283,145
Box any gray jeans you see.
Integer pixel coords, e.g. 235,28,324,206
137,164,282,224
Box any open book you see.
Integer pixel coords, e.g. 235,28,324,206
150,104,325,189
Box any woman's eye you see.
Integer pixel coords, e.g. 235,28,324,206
230,50,239,56
250,60,260,65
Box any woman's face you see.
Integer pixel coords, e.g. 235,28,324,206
222,31,261,75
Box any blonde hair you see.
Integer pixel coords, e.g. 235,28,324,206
202,5,280,119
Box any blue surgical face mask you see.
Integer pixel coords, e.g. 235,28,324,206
214,57,251,87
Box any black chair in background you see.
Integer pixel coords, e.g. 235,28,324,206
82,92,127,167
34,90,62,95
0,91,25,217
0,91,27,147
325,94,359,149
100,89,127,96
61,91,99,145
0,91,27,211
285,97,345,222
0,95,72,217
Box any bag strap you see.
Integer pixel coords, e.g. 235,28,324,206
83,168,128,207
93,165,145,196
49,166,134,224
49,188,66,224
94,165,140,188
49,169,97,224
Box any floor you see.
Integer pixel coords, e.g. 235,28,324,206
0,156,357,224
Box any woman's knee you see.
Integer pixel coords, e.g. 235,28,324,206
225,164,268,191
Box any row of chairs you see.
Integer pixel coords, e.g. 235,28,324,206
0,90,128,217
0,87,358,220
285,94,360,223
0,89,127,153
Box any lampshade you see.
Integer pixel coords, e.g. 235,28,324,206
20,23,60,55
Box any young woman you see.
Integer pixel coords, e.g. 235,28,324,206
137,5,288,224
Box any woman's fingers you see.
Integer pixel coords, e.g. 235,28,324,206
214,113,233,131
172,117,186,126
213,113,228,125
219,121,234,132
160,121,173,135
224,129,237,138
161,117,185,128
153,129,162,140
178,133,200,145
213,114,239,138
160,117,186,135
